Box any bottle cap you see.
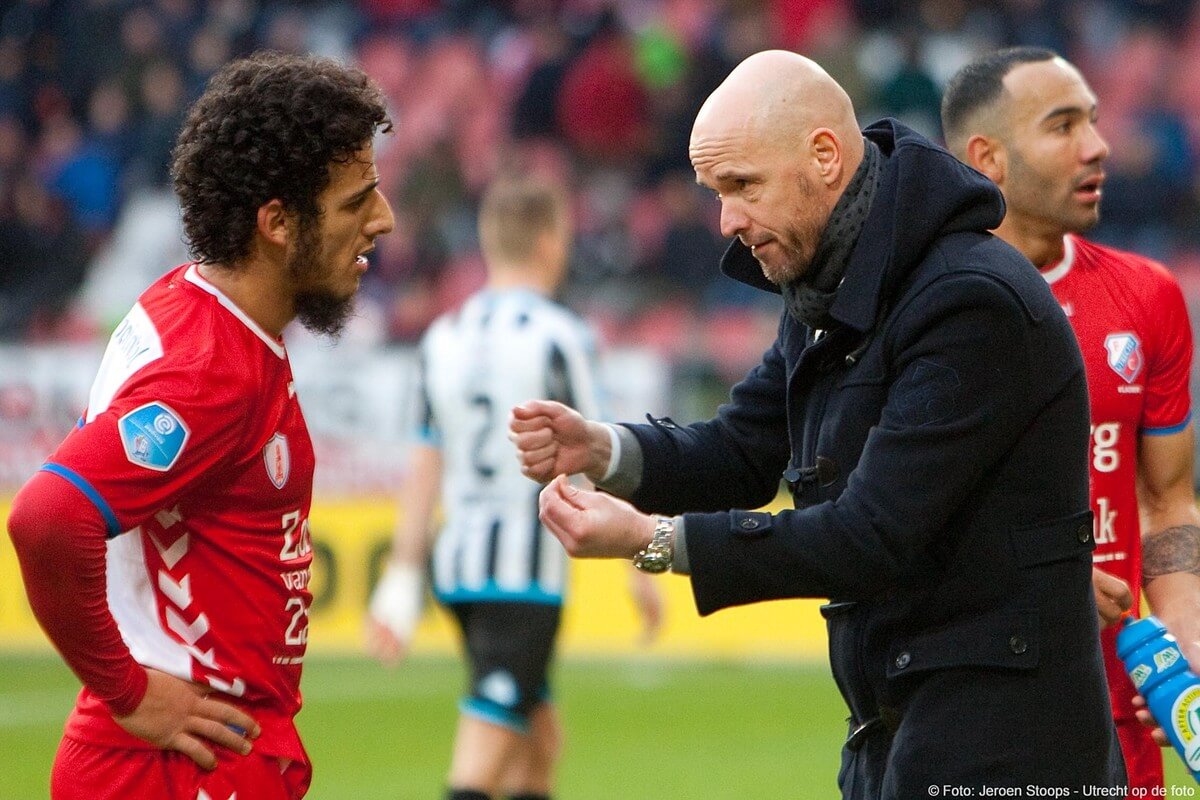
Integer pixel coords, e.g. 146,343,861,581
1116,615,1168,660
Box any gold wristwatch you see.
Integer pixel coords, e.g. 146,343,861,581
633,516,675,574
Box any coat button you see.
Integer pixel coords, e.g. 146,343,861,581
894,652,911,669
1076,524,1092,544
815,456,839,487
1009,636,1028,655
740,518,760,531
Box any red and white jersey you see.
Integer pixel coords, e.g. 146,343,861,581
1043,234,1193,597
45,264,314,759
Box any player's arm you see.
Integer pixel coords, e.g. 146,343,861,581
367,444,442,665
8,470,147,713
7,469,259,768
1138,427,1200,668
392,443,443,567
368,344,444,664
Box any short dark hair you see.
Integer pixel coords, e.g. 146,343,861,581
172,51,391,266
941,47,1058,149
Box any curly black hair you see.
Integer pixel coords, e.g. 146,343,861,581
171,51,391,266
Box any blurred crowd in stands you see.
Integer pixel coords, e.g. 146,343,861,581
1,0,1199,384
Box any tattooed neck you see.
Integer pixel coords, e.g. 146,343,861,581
1143,525,1200,586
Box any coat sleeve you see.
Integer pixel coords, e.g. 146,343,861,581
622,316,793,515
682,271,1078,614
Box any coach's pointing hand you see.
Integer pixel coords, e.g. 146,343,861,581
115,669,260,770
539,475,655,560
510,400,611,483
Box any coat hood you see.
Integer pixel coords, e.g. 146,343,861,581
720,119,1006,332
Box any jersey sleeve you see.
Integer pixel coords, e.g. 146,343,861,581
546,316,607,422
1142,265,1193,435
46,353,250,535
8,470,150,714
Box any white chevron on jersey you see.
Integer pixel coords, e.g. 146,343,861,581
148,528,189,568
197,789,236,800
157,571,193,608
205,675,246,696
166,606,210,645
154,505,183,529
185,643,218,670
106,530,195,679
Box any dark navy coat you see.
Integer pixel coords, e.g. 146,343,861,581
622,121,1125,796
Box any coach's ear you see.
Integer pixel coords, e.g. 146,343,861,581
965,134,1005,185
256,199,290,248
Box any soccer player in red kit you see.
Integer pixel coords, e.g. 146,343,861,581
944,48,1200,790
6,52,394,799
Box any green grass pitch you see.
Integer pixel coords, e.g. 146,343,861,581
0,654,845,799
0,654,1193,798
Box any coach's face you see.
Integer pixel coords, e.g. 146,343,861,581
690,117,831,287
998,59,1109,237
289,143,395,334
690,53,857,288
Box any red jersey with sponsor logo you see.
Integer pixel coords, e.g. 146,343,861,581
44,264,314,762
1044,234,1193,789
1045,235,1193,590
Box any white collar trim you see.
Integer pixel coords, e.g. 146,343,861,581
184,264,287,359
1040,235,1075,286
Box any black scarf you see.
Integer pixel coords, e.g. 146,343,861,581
783,137,882,330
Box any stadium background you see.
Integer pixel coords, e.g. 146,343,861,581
1,0,1199,796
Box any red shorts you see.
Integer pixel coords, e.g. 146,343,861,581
50,736,311,800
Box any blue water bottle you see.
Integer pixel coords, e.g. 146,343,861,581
1116,614,1200,781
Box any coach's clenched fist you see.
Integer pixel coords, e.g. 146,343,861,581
509,400,612,483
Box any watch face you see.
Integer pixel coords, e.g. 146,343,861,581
634,550,670,573
634,518,674,573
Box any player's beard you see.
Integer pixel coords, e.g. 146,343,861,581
1007,147,1101,235
289,218,355,338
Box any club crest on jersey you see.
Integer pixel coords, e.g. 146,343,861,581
118,402,189,471
263,433,290,489
1104,333,1143,384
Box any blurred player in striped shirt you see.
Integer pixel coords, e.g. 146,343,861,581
368,175,661,800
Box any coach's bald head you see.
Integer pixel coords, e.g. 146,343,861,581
689,50,863,284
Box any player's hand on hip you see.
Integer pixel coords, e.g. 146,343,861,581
510,400,610,483
114,669,260,770
539,475,655,559
1092,567,1134,627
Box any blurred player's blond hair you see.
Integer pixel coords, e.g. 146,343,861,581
478,175,570,266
